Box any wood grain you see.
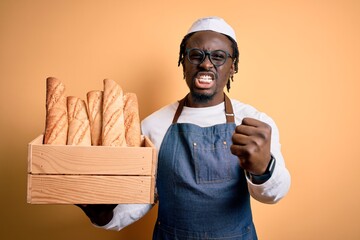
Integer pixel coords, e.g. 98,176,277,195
29,135,154,175
27,135,157,204
28,175,152,204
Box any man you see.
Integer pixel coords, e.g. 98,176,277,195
79,16,291,239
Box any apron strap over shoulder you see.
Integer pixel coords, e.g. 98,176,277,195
172,94,235,124
172,95,187,124
224,94,235,123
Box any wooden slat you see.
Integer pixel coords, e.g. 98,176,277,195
27,175,153,204
28,135,154,175
27,135,157,204
145,136,158,202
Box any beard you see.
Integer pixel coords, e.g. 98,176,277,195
190,90,215,104
185,70,220,104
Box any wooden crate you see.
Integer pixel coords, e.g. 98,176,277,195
27,135,157,204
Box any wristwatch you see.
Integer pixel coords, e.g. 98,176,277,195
246,155,276,185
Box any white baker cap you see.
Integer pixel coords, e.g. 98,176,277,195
187,16,237,42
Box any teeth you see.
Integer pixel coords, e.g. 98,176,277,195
198,75,213,83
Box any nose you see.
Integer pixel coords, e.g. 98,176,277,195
199,53,214,69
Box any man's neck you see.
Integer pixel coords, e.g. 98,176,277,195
186,92,225,108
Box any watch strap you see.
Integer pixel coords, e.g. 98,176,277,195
246,155,276,185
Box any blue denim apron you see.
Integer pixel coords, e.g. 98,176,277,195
153,95,257,240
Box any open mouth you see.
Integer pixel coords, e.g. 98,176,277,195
194,73,215,89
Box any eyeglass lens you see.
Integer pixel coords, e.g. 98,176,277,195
187,49,230,66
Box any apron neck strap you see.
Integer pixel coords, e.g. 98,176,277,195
172,95,187,124
172,94,235,124
224,94,235,123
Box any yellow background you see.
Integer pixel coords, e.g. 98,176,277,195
1,0,359,239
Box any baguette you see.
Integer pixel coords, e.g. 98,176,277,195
123,92,141,147
44,77,68,145
67,96,91,146
102,79,126,146
86,90,103,146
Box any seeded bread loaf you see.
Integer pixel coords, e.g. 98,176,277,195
67,96,91,146
44,77,68,145
123,92,141,147
86,90,103,146
102,79,126,146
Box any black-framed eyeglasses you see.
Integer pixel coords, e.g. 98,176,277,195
185,48,233,67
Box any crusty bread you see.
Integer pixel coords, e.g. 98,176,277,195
86,90,103,146
66,96,91,146
123,93,141,147
44,77,68,145
102,79,126,146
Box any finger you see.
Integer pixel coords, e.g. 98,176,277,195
232,132,251,146
230,145,252,170
234,124,257,136
243,118,272,137
242,117,270,128
230,143,257,157
237,122,271,140
241,117,260,126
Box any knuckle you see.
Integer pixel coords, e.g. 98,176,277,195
262,123,272,133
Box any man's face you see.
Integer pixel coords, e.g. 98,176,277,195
183,30,235,106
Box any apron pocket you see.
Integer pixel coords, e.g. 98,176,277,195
193,139,231,184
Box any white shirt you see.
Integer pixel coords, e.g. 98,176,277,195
99,99,291,231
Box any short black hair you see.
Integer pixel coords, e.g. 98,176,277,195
177,32,239,92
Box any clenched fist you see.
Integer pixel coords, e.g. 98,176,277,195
230,117,272,175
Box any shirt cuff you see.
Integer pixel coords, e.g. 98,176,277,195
94,204,153,231
246,160,291,204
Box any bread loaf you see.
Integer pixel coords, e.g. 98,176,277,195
67,96,91,146
102,79,126,146
86,90,103,146
44,77,68,145
123,93,141,147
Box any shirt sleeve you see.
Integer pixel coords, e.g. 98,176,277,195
94,204,154,231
